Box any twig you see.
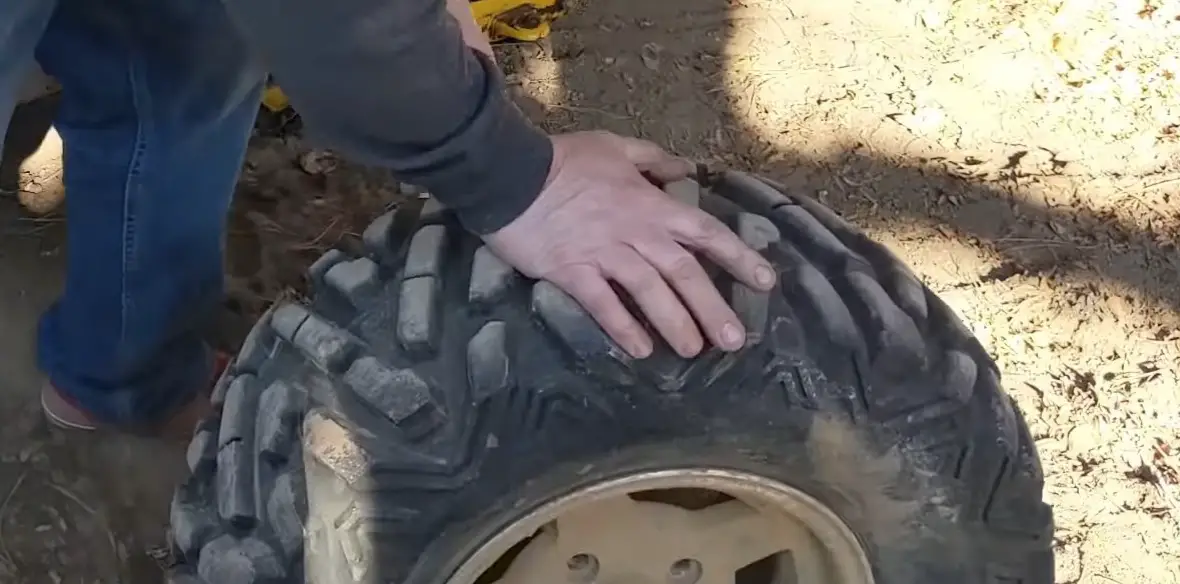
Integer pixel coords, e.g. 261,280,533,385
1092,572,1128,584
47,483,97,516
48,482,118,558
0,224,55,237
16,216,64,224
544,103,628,120
0,471,28,569
1146,455,1180,537
290,218,340,251
1141,176,1180,191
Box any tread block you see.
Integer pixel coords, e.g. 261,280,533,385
307,249,348,284
767,302,808,359
754,174,789,191
197,534,285,584
166,568,203,584
1011,406,1045,480
731,213,782,344
928,296,990,361
792,194,858,240
531,281,636,385
732,282,771,346
800,196,929,322
775,206,861,266
235,306,277,374
419,196,447,222
344,356,441,430
257,380,307,460
270,304,310,342
469,246,517,304
210,368,233,408
735,212,781,252
883,266,930,322
403,224,449,279
985,368,1018,450
984,464,1054,539
186,420,218,474
219,375,259,448
171,479,218,558
631,344,696,392
713,170,792,212
267,471,307,560
324,258,380,304
467,321,512,402
291,313,357,373
215,441,256,528
531,281,615,355
663,178,701,208
397,276,441,355
844,271,926,369
792,193,927,320
780,247,864,353
941,350,979,403
361,210,396,256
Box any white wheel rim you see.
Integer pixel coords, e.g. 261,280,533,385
448,469,875,584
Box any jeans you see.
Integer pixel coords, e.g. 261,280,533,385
0,0,265,425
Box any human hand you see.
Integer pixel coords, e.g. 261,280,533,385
482,131,777,359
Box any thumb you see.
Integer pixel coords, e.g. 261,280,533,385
610,135,695,184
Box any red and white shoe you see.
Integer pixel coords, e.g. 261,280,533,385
41,352,230,441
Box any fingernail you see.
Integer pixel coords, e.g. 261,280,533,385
755,265,776,288
721,323,744,349
631,339,653,359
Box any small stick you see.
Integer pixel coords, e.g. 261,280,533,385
47,483,118,558
0,472,28,569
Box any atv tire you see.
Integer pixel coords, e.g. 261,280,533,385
169,170,1054,584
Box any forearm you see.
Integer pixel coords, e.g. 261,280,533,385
223,0,551,233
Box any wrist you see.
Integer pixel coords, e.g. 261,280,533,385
438,54,553,235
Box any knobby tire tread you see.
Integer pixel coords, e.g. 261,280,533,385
169,171,1053,584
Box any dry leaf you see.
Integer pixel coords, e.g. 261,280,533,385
298,150,338,175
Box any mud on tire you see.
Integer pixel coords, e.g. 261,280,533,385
168,170,1054,584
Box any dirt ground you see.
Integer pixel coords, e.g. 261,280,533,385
1,0,1179,582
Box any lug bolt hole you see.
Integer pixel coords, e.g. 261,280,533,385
567,553,599,582
668,558,702,584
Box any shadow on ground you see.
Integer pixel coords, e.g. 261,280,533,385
520,0,1180,322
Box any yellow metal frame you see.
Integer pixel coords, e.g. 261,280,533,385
470,0,564,43
260,0,565,113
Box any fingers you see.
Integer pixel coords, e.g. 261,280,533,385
608,134,695,183
599,246,705,357
547,264,654,359
630,237,746,352
666,208,777,292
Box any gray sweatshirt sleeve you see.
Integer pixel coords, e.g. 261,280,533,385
221,0,554,234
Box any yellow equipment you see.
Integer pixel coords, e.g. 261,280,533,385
470,0,565,43
260,0,565,112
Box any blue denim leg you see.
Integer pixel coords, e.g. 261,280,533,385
0,0,56,143
32,0,265,425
